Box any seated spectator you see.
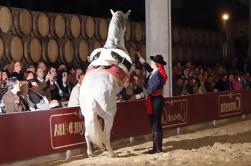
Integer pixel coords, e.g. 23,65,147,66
0,70,8,88
47,66,63,101
215,74,233,91
10,62,23,81
117,78,135,101
197,73,207,94
231,74,242,90
58,71,71,101
181,78,189,95
204,75,216,92
34,67,51,99
2,77,28,113
26,64,36,74
68,73,84,107
29,81,59,110
132,75,144,95
186,77,197,94
173,76,184,96
37,61,47,73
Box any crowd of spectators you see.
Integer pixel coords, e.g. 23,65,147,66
172,57,251,96
0,61,86,113
1,56,251,114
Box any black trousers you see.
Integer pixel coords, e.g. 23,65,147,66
149,95,164,132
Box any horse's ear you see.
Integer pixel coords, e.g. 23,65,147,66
110,9,115,15
124,10,131,18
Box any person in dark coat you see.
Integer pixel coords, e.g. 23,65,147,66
132,52,168,154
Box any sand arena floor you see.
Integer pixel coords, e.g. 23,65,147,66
50,118,251,166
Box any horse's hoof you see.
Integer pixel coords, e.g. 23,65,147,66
87,153,94,158
110,153,119,158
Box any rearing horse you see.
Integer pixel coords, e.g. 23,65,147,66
80,9,132,157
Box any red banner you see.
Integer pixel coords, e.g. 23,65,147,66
162,99,188,128
50,110,85,149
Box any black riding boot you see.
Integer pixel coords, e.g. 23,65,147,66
155,131,163,153
147,132,156,154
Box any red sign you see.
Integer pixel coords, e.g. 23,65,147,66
49,109,85,149
162,99,188,128
218,92,242,117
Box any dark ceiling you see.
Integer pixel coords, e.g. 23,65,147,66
0,0,249,30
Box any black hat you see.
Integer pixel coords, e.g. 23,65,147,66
150,54,166,65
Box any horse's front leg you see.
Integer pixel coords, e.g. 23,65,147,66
104,116,118,157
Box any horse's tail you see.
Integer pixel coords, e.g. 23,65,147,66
87,113,106,150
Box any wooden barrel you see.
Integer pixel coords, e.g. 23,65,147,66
12,8,32,35
176,46,184,62
0,35,4,60
42,38,58,64
66,14,81,38
200,46,208,64
142,23,146,43
0,6,12,33
89,39,102,52
95,18,108,41
202,30,209,46
139,44,146,59
192,46,199,63
82,16,95,39
185,46,193,61
172,45,178,62
210,31,217,47
58,39,74,63
128,43,137,61
215,32,223,46
23,37,42,63
188,29,194,45
132,22,143,43
181,28,189,45
172,27,181,44
50,13,66,38
74,38,89,63
32,11,49,37
125,21,132,42
196,30,203,45
2,34,23,63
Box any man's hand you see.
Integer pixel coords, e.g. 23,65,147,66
136,51,145,64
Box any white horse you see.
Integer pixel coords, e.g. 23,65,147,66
79,9,132,157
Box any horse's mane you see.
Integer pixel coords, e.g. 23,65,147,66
104,11,127,53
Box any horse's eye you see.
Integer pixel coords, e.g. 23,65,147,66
92,51,101,61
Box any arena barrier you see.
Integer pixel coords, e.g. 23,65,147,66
0,89,251,164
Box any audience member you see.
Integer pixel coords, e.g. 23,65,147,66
10,62,23,80
68,72,84,107
2,77,27,113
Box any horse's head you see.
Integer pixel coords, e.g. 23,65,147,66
89,10,132,75
104,10,131,53
110,9,131,35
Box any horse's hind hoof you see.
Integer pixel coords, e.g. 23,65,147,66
110,153,119,158
87,153,94,158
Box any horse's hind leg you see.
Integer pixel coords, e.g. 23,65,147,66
85,133,94,157
84,119,94,157
103,116,118,157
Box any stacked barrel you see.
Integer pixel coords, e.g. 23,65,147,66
0,5,147,67
172,26,224,64
0,5,227,67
